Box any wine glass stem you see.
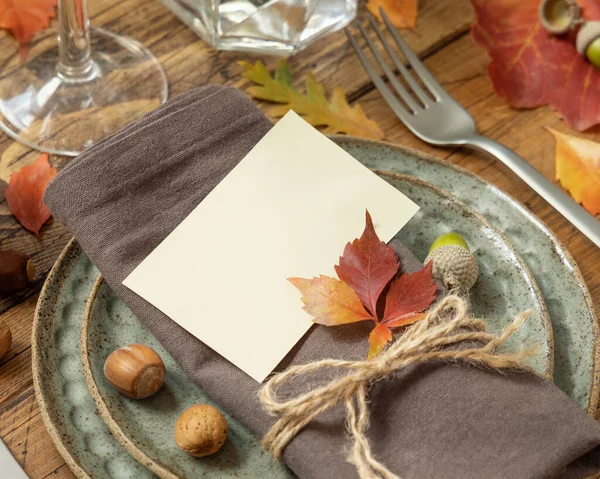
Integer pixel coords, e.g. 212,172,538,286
57,0,97,82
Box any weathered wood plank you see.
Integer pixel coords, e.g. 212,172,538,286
43,464,76,479
4,410,74,479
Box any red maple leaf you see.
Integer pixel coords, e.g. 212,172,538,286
0,0,57,59
383,262,437,324
290,211,437,358
5,153,57,235
335,211,399,316
471,0,600,131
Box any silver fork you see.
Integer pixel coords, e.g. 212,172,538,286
346,11,600,248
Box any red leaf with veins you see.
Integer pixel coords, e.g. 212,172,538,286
383,262,436,324
471,0,600,131
335,211,399,316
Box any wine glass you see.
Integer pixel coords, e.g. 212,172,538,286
0,0,168,156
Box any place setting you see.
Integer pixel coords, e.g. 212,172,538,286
0,0,599,478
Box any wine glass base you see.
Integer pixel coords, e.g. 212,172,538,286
0,28,168,156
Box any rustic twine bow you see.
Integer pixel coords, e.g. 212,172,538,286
259,295,537,479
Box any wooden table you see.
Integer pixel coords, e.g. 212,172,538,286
0,0,598,477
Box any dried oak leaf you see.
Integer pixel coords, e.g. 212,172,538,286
290,211,436,359
5,153,57,235
0,0,57,59
547,128,600,216
367,0,418,30
239,59,384,140
471,0,600,131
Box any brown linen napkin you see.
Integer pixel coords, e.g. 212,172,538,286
44,86,600,479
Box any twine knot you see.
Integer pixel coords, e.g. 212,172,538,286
259,295,536,479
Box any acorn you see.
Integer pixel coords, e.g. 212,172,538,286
0,319,12,360
174,404,228,457
424,232,479,292
576,22,600,69
0,250,35,296
104,344,166,399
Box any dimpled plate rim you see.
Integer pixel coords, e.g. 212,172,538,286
32,239,157,479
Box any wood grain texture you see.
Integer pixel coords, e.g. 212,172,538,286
0,0,597,476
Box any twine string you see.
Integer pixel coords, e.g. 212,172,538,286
259,295,537,479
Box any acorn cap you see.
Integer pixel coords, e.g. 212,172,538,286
539,0,581,35
425,244,479,291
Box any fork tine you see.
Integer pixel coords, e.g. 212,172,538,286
366,13,433,107
379,8,443,100
344,29,413,122
355,23,421,113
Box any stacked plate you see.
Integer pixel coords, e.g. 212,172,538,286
32,138,599,478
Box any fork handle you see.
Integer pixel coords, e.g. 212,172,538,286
467,135,600,248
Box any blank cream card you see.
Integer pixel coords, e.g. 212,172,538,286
123,111,419,382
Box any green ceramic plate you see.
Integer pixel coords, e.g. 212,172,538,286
81,175,552,479
336,137,598,410
33,138,598,479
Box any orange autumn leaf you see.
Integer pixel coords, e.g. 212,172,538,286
368,312,428,359
289,275,373,326
368,322,392,359
5,153,57,235
0,0,57,59
367,0,418,29
548,129,600,216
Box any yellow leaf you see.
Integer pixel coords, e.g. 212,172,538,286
548,128,600,216
239,60,384,140
367,0,418,29
288,275,373,326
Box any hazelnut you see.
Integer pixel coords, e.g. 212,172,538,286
104,344,165,399
0,319,11,359
174,404,228,457
0,250,35,296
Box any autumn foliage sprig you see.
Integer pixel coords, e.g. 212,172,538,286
290,211,437,358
